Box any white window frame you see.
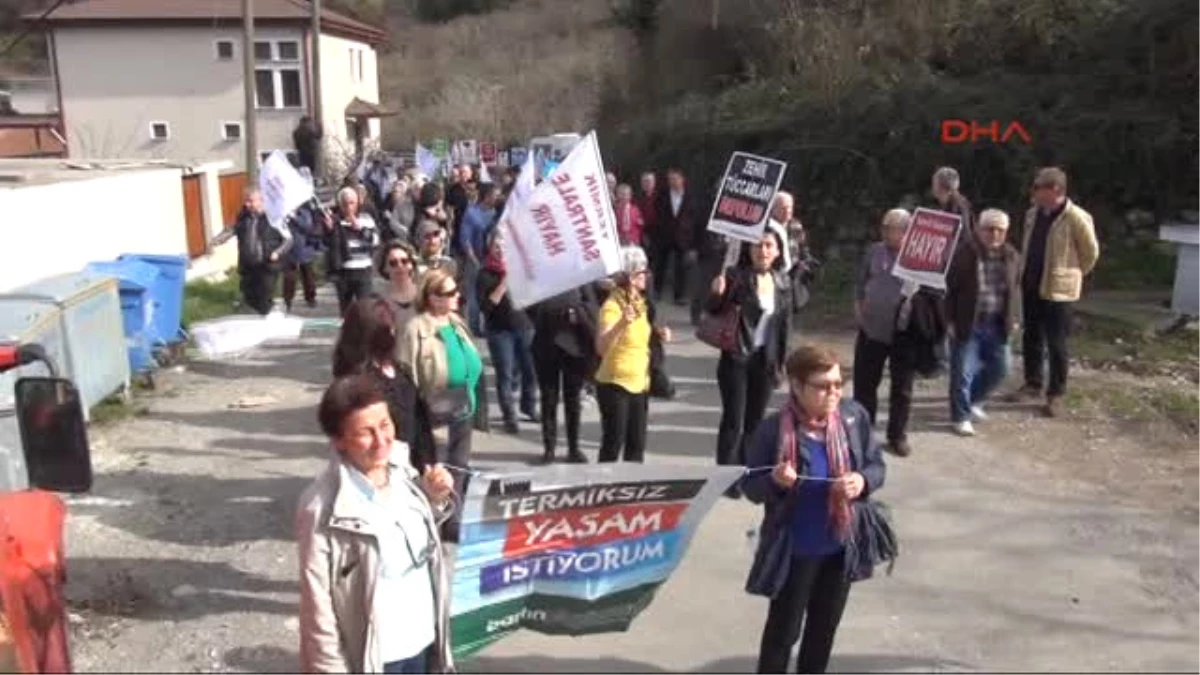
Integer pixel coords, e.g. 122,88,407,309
220,121,243,141
215,39,235,61
148,121,170,141
254,39,305,111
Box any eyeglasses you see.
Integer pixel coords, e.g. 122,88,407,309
434,287,459,298
804,379,844,394
388,257,412,268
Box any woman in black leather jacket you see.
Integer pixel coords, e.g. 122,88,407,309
706,227,792,490
526,285,599,465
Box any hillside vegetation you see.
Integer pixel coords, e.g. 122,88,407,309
373,0,1196,261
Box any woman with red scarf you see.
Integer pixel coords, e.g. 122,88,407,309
741,344,887,674
476,230,539,434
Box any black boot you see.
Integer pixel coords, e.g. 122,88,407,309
566,449,589,464
538,448,555,465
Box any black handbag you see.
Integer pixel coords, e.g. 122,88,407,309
425,386,472,427
843,498,899,582
648,333,675,400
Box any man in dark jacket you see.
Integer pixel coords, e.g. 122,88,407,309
292,116,322,177
281,203,322,312
652,167,705,306
944,208,1020,437
210,187,292,315
929,166,974,233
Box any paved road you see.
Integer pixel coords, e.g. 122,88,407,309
69,290,1198,673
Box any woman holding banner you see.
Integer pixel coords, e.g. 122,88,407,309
297,374,456,674
705,227,792,492
742,344,888,674
397,268,483,543
593,247,671,463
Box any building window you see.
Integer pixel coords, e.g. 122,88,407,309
349,47,364,83
277,40,300,61
149,121,170,141
255,39,304,110
215,40,234,60
357,50,364,82
221,121,242,141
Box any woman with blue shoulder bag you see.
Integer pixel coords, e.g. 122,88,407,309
742,344,895,674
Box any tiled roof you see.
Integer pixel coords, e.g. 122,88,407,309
26,0,387,45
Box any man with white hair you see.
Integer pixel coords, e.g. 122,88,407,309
209,187,292,315
944,208,1021,436
852,208,918,457
929,166,974,234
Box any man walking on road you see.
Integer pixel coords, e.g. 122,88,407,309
1013,167,1100,418
930,166,974,233
210,187,292,315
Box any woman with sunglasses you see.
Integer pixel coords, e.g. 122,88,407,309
706,227,793,494
397,268,482,543
377,241,420,329
593,246,670,463
742,344,886,674
297,374,456,674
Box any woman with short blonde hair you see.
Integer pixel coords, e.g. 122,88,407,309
397,266,482,542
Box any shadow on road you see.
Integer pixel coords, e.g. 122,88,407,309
75,468,310,545
224,645,299,673
461,652,973,673
66,557,296,620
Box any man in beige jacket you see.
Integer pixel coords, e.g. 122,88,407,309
1015,167,1100,417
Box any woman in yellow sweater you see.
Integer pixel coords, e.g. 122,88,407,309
594,247,672,463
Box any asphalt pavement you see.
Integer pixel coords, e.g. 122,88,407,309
68,288,1198,673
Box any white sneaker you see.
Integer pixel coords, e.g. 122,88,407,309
953,420,976,437
969,405,988,422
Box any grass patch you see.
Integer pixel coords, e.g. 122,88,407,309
90,394,149,426
183,271,241,328
1066,379,1199,435
1072,311,1199,377
1089,241,1178,291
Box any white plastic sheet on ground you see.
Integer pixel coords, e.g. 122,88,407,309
189,311,305,360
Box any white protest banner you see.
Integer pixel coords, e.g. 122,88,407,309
449,463,743,660
416,142,441,178
500,131,621,308
478,162,493,184
707,151,787,243
480,141,498,165
259,150,313,232
891,207,964,290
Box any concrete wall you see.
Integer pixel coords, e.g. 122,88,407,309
317,32,381,167
0,168,187,291
52,24,305,169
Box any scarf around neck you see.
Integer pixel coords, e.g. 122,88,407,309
778,397,853,541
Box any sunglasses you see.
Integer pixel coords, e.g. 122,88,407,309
804,379,844,394
387,257,412,268
434,287,459,298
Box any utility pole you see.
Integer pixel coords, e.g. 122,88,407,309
242,0,259,181
310,0,323,179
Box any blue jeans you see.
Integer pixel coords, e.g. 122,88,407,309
486,328,537,421
949,320,1011,422
383,646,430,674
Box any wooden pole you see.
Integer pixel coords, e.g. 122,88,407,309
242,0,259,180
310,0,323,179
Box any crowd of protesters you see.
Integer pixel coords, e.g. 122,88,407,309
235,147,1100,673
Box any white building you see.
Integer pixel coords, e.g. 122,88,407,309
28,0,386,170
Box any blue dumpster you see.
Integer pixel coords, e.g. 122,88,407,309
118,253,187,344
86,260,160,373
